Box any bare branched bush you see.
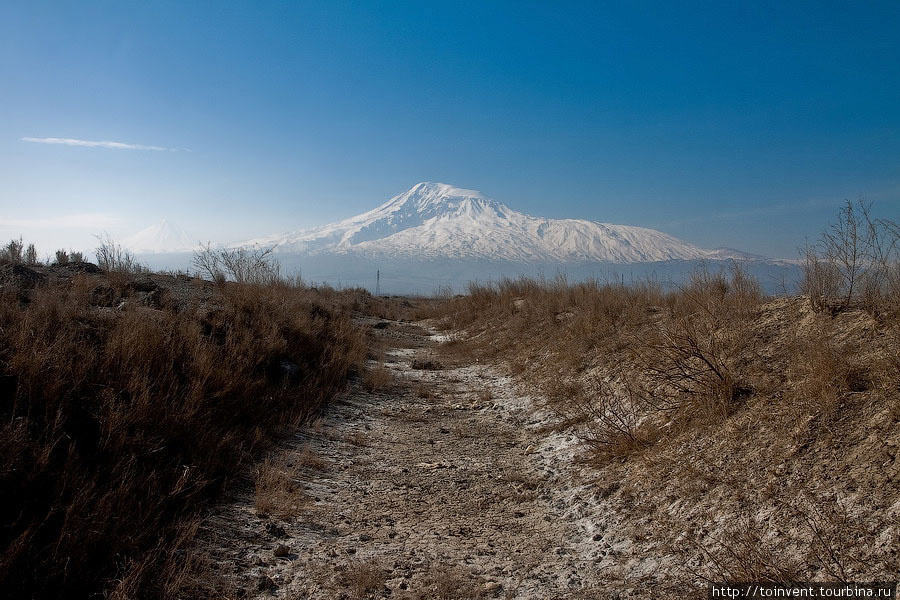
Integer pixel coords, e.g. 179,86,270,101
192,242,225,283
95,233,143,273
568,377,659,457
802,199,900,314
824,200,872,307
192,242,281,284
631,267,758,427
801,242,841,312
23,243,38,265
0,237,24,263
686,513,801,584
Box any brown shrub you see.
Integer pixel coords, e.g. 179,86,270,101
342,559,387,600
0,275,367,598
420,565,485,599
363,361,394,392
254,456,307,517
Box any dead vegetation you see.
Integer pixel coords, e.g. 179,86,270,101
363,361,395,392
0,250,377,599
254,456,308,517
342,559,388,600
427,203,900,590
415,565,486,600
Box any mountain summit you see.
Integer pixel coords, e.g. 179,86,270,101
243,182,715,263
122,219,195,253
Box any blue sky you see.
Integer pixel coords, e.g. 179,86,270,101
1,0,898,257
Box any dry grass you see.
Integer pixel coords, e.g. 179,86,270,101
254,456,307,517
363,361,394,392
433,264,763,459
430,251,900,586
0,265,371,598
342,559,387,600
418,565,485,600
345,431,369,447
294,445,331,472
415,383,437,399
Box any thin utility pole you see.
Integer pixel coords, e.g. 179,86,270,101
376,269,381,296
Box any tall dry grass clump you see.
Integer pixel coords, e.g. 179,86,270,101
0,271,366,598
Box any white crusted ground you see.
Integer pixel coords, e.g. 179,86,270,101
194,319,630,599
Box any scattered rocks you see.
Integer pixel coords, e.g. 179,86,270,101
126,277,159,293
265,522,287,538
64,261,102,274
411,359,443,370
256,574,277,591
0,263,46,289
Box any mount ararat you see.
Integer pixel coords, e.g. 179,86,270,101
128,182,792,293
240,182,755,263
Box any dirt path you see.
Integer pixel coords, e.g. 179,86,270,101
198,319,611,599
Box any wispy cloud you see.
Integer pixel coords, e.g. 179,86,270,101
0,213,123,230
22,137,174,151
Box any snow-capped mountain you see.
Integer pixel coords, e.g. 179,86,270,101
242,182,722,263
122,219,196,253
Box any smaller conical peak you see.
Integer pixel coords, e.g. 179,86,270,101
123,219,194,253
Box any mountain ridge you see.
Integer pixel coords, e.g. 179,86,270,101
241,182,729,264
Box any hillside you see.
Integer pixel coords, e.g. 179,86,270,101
422,271,900,595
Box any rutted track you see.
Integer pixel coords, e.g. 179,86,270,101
198,319,612,599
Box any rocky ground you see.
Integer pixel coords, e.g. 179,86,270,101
196,319,621,599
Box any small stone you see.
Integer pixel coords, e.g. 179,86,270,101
359,534,372,542
256,574,277,591
273,544,290,557
483,581,502,592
